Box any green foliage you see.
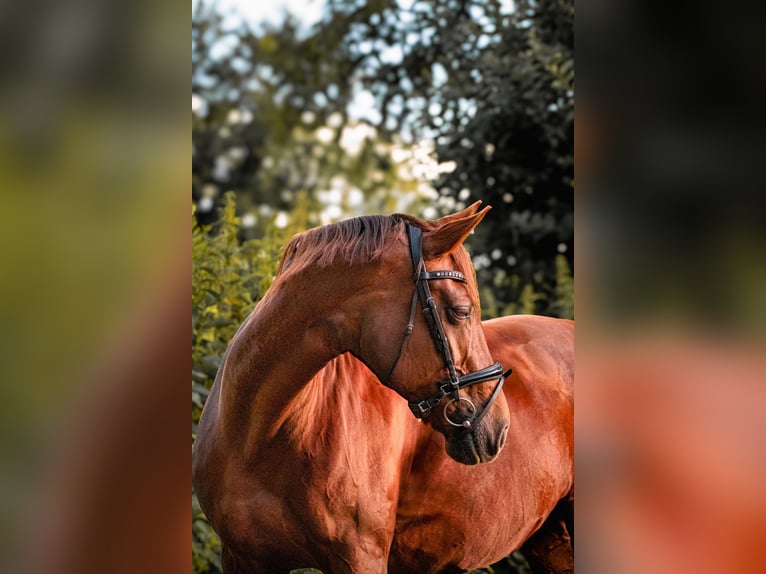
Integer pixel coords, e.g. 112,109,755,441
192,1,437,231
480,255,574,320
192,191,299,574
192,191,285,431
552,254,574,319
193,491,222,573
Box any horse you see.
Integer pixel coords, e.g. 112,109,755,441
192,203,574,573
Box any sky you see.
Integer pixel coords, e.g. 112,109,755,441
201,0,514,31
193,0,325,31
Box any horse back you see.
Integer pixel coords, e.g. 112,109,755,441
483,314,574,398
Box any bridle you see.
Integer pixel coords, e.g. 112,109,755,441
380,223,512,429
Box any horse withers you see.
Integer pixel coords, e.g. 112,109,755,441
192,203,574,573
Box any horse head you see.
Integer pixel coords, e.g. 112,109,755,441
354,202,511,465
276,202,510,464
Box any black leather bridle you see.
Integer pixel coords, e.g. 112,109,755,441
380,223,511,429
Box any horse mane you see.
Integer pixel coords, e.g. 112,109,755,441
276,214,406,275
275,212,478,294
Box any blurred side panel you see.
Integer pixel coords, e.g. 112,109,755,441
577,0,766,572
0,0,189,571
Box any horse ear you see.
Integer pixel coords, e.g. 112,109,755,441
435,200,483,222
422,203,491,258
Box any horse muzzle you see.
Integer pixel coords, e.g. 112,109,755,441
445,418,509,465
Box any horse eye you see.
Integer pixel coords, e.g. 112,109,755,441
448,307,471,322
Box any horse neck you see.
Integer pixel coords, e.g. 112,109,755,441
273,353,421,487
218,276,344,449
275,354,386,450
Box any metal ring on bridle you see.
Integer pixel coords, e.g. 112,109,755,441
443,396,476,428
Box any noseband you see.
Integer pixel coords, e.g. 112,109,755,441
380,223,511,429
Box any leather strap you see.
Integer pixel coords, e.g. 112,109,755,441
421,270,466,282
409,223,462,399
407,362,510,418
380,225,465,384
379,287,419,384
381,222,511,427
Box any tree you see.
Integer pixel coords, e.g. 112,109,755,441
327,0,574,317
192,1,439,232
194,0,573,315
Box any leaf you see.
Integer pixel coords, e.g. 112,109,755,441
198,328,217,342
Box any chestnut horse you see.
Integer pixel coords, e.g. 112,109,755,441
192,203,573,573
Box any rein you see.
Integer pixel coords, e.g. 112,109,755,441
380,223,511,429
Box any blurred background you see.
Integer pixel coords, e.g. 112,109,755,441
577,1,766,573
192,0,574,319
0,0,188,570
